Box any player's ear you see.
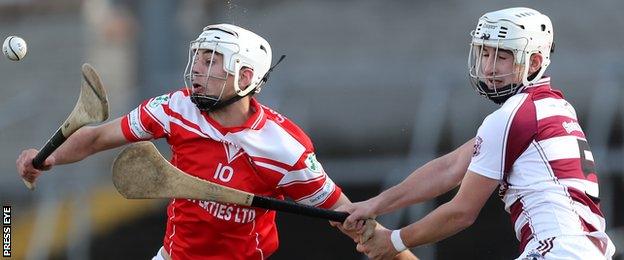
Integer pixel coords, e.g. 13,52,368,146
238,67,254,90
529,53,543,74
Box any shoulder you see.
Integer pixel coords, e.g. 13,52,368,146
141,88,189,108
481,93,534,133
259,104,314,149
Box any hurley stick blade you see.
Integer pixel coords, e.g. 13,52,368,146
60,63,109,136
26,63,110,190
112,142,254,206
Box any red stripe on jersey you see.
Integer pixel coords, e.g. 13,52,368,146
518,223,534,253
120,116,140,142
280,176,328,201
549,158,595,181
316,186,342,209
504,95,536,174
162,105,209,136
567,187,604,217
141,106,168,138
536,116,585,141
251,156,294,171
278,175,325,187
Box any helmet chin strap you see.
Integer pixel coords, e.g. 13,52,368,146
190,92,250,112
477,71,540,105
477,81,519,105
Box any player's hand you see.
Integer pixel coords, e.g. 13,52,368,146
336,200,378,230
16,149,55,184
330,220,362,243
356,225,399,260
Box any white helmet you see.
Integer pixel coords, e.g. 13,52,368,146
468,7,554,103
183,24,272,111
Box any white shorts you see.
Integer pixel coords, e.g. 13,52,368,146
152,246,167,260
515,234,616,260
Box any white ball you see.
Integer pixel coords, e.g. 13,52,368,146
2,36,28,61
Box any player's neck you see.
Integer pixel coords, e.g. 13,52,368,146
209,97,253,127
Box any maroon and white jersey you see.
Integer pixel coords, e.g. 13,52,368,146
120,89,342,260
468,77,613,253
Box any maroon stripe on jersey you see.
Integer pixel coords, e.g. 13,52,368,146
567,186,604,217
549,158,595,181
580,217,598,232
528,85,564,101
504,95,536,174
518,223,534,253
509,199,524,226
536,116,585,141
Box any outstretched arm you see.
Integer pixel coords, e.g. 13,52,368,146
17,117,128,183
340,138,475,227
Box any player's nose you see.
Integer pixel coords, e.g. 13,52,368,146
482,58,497,76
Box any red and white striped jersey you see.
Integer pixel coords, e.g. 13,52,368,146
120,89,343,260
468,77,613,252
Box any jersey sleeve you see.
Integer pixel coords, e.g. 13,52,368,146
468,94,536,181
468,113,507,181
121,93,172,142
277,150,342,209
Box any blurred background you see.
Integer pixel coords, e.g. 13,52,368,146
0,0,622,259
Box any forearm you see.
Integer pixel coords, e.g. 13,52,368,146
369,139,474,215
330,193,352,210
50,126,102,164
50,118,127,165
401,200,474,247
370,160,460,215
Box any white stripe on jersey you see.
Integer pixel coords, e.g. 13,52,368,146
229,120,306,167
167,91,226,141
296,178,336,206
558,178,599,198
536,135,584,161
144,106,170,134
570,199,606,232
250,107,264,129
254,161,288,174
278,168,324,187
169,117,209,138
534,97,577,121
128,107,153,139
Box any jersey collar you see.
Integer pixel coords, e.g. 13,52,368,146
204,97,267,134
521,76,551,91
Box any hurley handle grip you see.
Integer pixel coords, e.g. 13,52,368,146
32,128,66,169
251,195,349,222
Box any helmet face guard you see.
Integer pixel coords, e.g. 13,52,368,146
467,7,554,104
468,35,528,104
184,45,231,112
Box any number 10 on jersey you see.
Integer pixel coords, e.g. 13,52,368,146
213,163,234,182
